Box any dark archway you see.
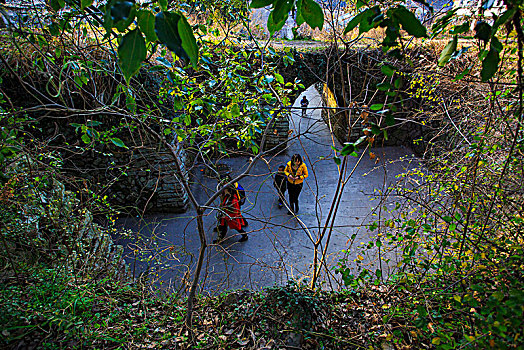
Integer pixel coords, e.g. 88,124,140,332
275,48,430,154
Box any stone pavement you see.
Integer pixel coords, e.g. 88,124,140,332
116,85,419,293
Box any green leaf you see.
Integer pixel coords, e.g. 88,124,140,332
385,114,395,126
267,11,286,35
341,143,355,156
111,0,136,32
382,23,399,50
391,6,427,38
359,6,381,35
155,12,189,62
344,10,365,34
81,0,93,10
438,35,457,67
267,0,293,35
137,9,158,42
492,291,504,301
177,13,199,68
81,134,91,144
231,103,240,117
111,137,127,148
481,48,500,82
355,0,366,10
158,0,167,11
275,73,284,84
491,36,502,53
381,64,396,76
394,77,401,88
250,0,274,8
273,0,293,25
173,95,183,111
48,23,60,36
450,21,470,34
370,104,383,111
474,21,492,43
371,123,381,135
345,6,380,35
103,4,114,33
300,0,324,30
74,75,84,87
118,29,146,84
296,0,305,26
334,156,341,165
376,82,391,91
49,0,65,12
493,8,516,31
126,92,136,113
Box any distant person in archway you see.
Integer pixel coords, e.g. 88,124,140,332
284,154,308,215
300,95,309,117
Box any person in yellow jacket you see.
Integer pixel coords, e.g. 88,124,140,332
284,153,308,215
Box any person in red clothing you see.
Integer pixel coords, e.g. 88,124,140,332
214,186,248,243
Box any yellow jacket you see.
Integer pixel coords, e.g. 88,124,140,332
284,161,308,185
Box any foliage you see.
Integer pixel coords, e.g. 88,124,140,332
155,44,301,157
262,281,322,330
250,0,324,36
0,0,326,335
1,0,524,348
312,0,524,348
0,265,186,349
332,1,524,347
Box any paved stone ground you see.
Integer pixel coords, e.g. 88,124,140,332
116,86,419,293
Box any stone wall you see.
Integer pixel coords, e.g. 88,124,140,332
261,113,290,153
100,141,189,213
318,83,429,154
41,119,190,214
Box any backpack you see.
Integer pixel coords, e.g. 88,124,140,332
235,183,246,206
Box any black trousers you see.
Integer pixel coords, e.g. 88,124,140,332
276,184,286,204
287,182,303,211
217,218,247,238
